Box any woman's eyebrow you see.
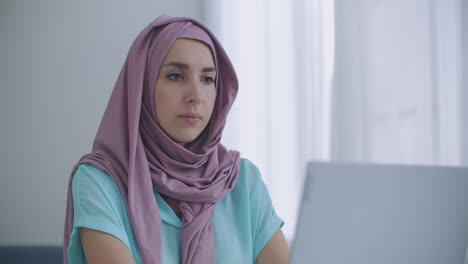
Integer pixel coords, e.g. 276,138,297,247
162,62,189,69
162,62,216,73
202,67,216,73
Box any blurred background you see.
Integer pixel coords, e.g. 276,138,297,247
1,0,466,246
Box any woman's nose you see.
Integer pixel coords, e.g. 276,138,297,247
185,78,203,103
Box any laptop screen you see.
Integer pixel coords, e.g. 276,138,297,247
291,162,468,264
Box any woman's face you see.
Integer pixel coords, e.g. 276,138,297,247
154,38,217,146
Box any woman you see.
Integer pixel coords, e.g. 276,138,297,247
63,15,290,264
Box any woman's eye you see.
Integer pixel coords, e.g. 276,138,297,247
201,76,214,84
167,73,183,80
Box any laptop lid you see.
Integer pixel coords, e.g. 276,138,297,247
291,162,468,264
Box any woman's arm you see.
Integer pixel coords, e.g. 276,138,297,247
80,228,136,264
256,228,290,264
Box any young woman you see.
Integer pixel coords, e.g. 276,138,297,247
63,15,290,264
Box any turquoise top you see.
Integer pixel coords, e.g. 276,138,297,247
67,158,284,263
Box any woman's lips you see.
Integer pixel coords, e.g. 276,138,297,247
179,114,202,125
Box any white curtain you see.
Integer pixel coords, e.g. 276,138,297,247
203,0,466,242
203,0,334,242
332,0,464,166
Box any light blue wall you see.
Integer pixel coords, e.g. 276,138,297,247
0,0,203,245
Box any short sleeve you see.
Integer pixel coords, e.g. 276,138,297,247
242,160,285,261
67,163,132,263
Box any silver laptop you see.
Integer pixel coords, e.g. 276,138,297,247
291,162,468,264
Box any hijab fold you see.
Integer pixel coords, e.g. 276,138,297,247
63,15,240,264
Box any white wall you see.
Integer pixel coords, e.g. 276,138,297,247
0,0,203,245
462,0,468,165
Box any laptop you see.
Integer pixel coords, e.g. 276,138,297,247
291,162,468,264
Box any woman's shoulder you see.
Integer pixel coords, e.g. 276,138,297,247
73,163,116,187
239,158,261,179
237,158,266,194
239,157,262,174
72,163,124,209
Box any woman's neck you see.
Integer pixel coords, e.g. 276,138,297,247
161,195,182,219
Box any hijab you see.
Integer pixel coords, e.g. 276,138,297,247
63,15,240,264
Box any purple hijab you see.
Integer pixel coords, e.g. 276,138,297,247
63,16,240,264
